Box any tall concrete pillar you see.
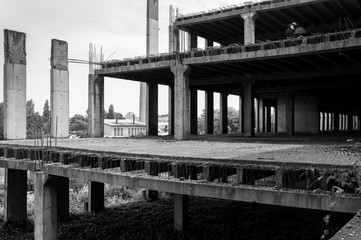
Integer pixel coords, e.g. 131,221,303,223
286,90,295,135
243,81,255,137
171,65,191,140
190,88,198,135
168,85,175,135
258,97,264,132
146,81,158,136
88,181,104,213
140,0,159,124
34,173,58,240
5,169,27,222
169,5,179,53
238,96,243,133
174,194,189,231
3,29,26,139
188,33,197,50
50,39,69,138
205,91,214,134
88,75,104,137
220,93,228,134
57,176,69,219
241,8,257,45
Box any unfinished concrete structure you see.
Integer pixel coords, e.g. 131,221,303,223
50,39,69,138
96,0,361,140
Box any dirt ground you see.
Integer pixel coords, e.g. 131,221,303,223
1,134,361,166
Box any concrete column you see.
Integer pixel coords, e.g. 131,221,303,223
168,85,175,135
169,5,179,53
88,181,104,213
56,176,69,219
88,75,104,137
205,91,214,135
190,88,198,135
171,65,191,140
34,173,58,240
146,81,158,136
5,169,27,222
286,90,295,135
188,33,197,50
50,39,69,138
174,194,189,231
220,93,228,134
266,106,272,132
140,0,159,124
243,81,255,137
241,9,257,45
3,29,26,139
334,108,340,132
258,97,264,132
205,38,213,48
238,95,243,133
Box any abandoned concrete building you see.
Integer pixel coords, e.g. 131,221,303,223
92,0,361,140
2,0,361,239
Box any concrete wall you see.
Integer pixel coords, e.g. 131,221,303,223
3,30,27,139
294,93,319,134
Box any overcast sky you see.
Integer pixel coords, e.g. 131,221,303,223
0,0,245,117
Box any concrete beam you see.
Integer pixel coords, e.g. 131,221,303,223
50,39,69,138
43,164,361,213
182,38,361,65
171,65,191,140
174,194,189,231
5,169,27,222
146,81,158,136
3,29,26,139
88,181,104,213
205,91,214,135
88,75,104,137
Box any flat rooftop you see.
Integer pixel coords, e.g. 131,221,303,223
2,134,361,167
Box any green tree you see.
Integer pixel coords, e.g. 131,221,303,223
42,99,51,135
198,107,239,134
26,99,42,139
107,104,115,119
69,114,88,137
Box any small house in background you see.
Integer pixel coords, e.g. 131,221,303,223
104,118,146,137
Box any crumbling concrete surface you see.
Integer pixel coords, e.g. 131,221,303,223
4,29,26,64
51,39,68,70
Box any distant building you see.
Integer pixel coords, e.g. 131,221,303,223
104,119,145,137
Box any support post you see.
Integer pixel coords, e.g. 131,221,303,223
188,33,197,50
34,173,58,240
5,169,27,222
238,95,243,133
190,88,198,135
3,29,26,139
88,181,104,213
88,75,104,137
168,85,175,135
140,0,159,124
205,91,214,135
258,97,264,132
169,5,179,53
241,7,257,45
146,81,158,136
171,65,191,140
243,81,255,137
50,39,69,138
286,89,295,135
220,93,228,134
174,194,189,231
